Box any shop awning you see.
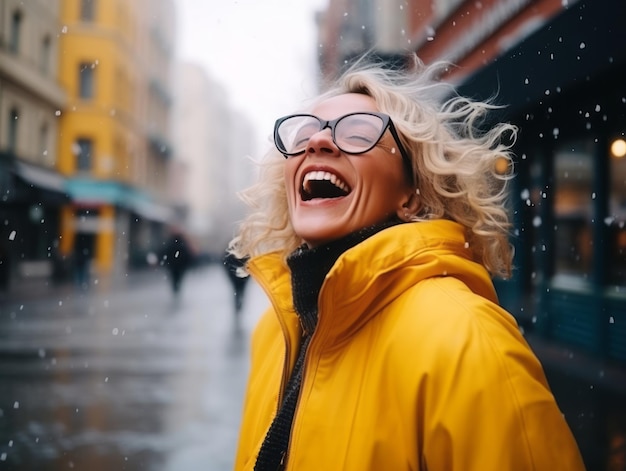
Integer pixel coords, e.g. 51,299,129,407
12,161,70,205
456,0,626,121
66,178,175,224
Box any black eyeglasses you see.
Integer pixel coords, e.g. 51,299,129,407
274,112,413,179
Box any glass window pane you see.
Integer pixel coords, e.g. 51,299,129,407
528,158,545,285
40,36,51,74
39,124,48,161
75,138,93,171
79,63,95,99
8,109,19,153
81,0,96,21
553,139,594,282
609,137,626,286
10,11,21,54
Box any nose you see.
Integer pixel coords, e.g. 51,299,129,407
306,128,339,156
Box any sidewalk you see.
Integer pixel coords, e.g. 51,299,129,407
0,264,173,306
0,261,259,470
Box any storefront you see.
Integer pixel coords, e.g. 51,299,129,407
457,2,626,467
0,158,70,289
62,179,174,275
457,0,626,361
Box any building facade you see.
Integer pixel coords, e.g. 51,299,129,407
0,0,68,290
172,62,255,257
57,0,177,276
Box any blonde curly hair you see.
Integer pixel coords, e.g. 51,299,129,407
230,57,516,278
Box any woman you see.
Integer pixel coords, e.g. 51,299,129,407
230,58,585,470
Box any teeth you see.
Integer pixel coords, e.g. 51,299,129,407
303,171,350,193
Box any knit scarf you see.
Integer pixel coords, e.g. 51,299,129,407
254,220,399,471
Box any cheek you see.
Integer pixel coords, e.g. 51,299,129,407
356,159,407,194
283,161,295,188
357,164,409,213
283,161,299,204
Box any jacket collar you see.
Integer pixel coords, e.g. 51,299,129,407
247,220,498,348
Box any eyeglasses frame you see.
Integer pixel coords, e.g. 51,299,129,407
274,111,414,183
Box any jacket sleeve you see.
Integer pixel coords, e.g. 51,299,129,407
420,291,586,471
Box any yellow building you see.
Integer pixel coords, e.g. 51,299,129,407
57,0,176,275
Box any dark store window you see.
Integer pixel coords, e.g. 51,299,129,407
79,63,95,99
609,137,626,286
553,139,594,285
528,157,547,286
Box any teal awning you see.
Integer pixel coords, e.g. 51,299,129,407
66,178,174,223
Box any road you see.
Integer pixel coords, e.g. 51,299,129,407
0,264,266,470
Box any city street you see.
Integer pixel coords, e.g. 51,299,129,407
0,264,265,470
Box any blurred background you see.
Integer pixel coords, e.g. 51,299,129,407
0,0,624,469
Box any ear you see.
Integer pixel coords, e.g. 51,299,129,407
396,190,420,222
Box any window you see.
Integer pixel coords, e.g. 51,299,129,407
10,10,22,54
8,108,19,154
75,138,93,171
78,63,95,99
41,36,51,74
80,0,96,21
609,137,626,286
527,155,548,286
39,124,49,162
553,139,594,282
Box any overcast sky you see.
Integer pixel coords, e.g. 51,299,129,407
175,0,329,153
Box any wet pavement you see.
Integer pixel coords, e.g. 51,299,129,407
0,265,265,470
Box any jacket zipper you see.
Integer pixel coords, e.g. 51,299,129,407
280,329,316,470
276,315,292,410
248,261,320,469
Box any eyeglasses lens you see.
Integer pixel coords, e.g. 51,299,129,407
277,116,320,155
277,114,385,155
335,114,384,154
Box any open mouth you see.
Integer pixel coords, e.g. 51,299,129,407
301,171,351,201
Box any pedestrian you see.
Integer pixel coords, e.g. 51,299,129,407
0,242,9,292
229,57,586,470
223,251,250,316
73,233,93,291
161,229,194,295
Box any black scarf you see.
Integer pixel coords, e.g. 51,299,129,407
254,220,398,470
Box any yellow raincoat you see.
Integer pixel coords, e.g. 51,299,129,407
234,220,585,470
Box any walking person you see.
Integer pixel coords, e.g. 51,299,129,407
229,57,585,470
223,252,250,317
73,233,93,291
0,242,10,292
161,229,194,296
